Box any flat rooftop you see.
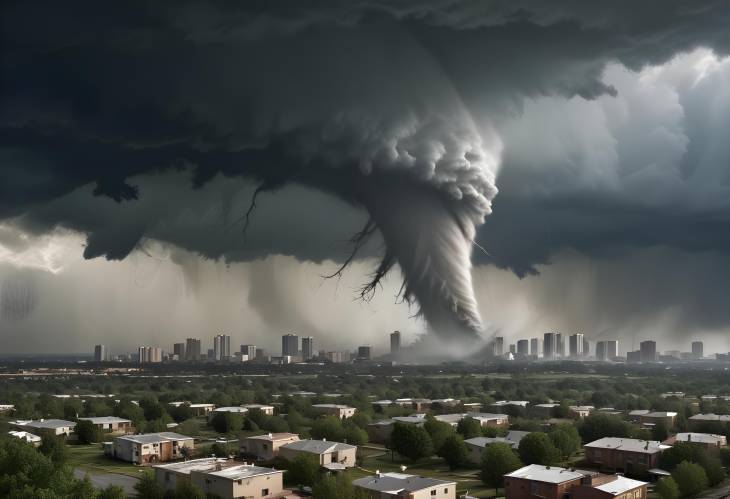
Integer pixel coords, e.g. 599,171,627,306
353,472,454,493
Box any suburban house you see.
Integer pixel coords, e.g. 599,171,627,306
0,404,15,413
11,419,76,436
638,411,677,427
243,404,275,415
583,438,671,474
78,416,133,433
106,432,194,464
366,416,427,444
212,406,249,416
353,472,456,499
154,458,285,498
8,430,42,446
532,403,559,419
464,431,530,464
569,406,595,419
504,464,647,499
278,439,357,469
665,433,727,454
239,433,300,461
689,414,730,430
312,404,356,419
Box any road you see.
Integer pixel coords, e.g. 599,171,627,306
698,483,730,499
74,468,140,496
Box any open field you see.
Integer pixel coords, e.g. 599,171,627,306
66,444,148,478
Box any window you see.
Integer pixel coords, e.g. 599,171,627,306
444,489,448,494
431,491,436,496
262,489,269,496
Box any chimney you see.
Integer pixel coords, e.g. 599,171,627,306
375,470,381,478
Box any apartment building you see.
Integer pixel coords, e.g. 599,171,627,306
239,433,300,461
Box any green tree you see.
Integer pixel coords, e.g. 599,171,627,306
549,425,581,459
424,416,455,453
481,442,523,494
437,434,469,470
456,417,482,439
671,461,708,497
134,471,165,499
655,477,680,499
75,419,102,444
310,416,345,442
518,432,560,466
390,423,434,462
700,457,725,486
285,453,320,486
39,434,67,465
211,441,231,457
174,479,206,499
168,403,193,423
659,442,697,471
139,397,166,421
312,473,369,499
652,420,669,441
98,484,126,499
343,424,368,446
177,418,200,437
578,413,630,442
210,412,244,434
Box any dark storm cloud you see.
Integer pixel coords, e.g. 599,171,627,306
3,1,730,340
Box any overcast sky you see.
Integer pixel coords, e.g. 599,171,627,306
2,1,730,356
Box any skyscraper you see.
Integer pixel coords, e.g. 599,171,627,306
640,340,657,363
358,346,371,359
692,341,704,359
185,338,201,361
517,339,529,356
240,344,257,361
569,333,584,358
138,346,161,363
583,338,590,357
301,337,314,360
493,336,504,357
282,334,299,357
543,332,557,360
390,331,401,354
173,343,186,360
555,333,565,357
214,334,231,361
530,338,541,357
606,340,619,360
94,344,107,362
596,341,607,361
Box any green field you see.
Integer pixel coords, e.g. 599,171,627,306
66,444,148,478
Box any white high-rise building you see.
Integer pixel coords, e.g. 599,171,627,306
214,334,231,361
94,344,108,362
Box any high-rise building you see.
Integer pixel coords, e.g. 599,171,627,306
640,340,657,363
692,341,704,359
555,333,565,357
173,343,186,360
94,344,107,362
583,338,590,357
493,336,504,357
517,339,529,356
627,350,642,363
240,344,257,361
357,346,371,359
543,333,557,359
282,334,299,357
390,331,401,354
509,344,516,354
530,338,541,357
185,338,201,361
301,337,314,360
214,334,231,361
138,346,162,364
326,351,348,363
606,340,619,360
569,333,584,358
596,341,607,361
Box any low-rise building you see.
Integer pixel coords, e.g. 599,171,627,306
639,411,677,427
353,472,456,499
584,437,670,474
239,433,300,461
243,404,275,415
627,410,650,422
278,439,357,469
155,457,228,491
107,432,194,464
11,419,76,436
312,404,356,419
366,416,427,444
569,406,595,419
78,416,133,433
8,430,42,446
465,431,530,464
688,413,730,430
504,464,647,499
490,401,530,415
666,432,727,454
191,463,284,498
213,406,249,416
531,403,559,419
0,404,15,413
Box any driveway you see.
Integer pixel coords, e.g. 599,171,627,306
74,468,140,496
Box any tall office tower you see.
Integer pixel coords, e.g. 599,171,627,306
214,334,231,361
357,346,371,359
606,340,619,360
640,340,657,362
555,333,565,357
150,346,162,363
493,336,504,356
326,351,348,363
569,333,584,358
543,332,557,359
517,340,529,356
282,333,299,356
138,346,148,363
240,344,257,360
692,341,704,359
185,338,202,361
138,346,162,364
390,331,401,354
530,338,541,357
94,344,107,362
596,341,607,361
301,337,314,360
509,344,516,354
583,338,590,357
173,343,186,360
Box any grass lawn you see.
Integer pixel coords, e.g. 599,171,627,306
66,444,148,478
354,450,501,498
